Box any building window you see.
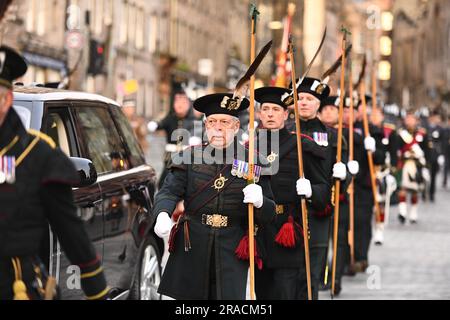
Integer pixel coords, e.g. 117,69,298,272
148,15,158,53
119,1,129,45
135,8,145,50
127,4,136,47
91,0,105,36
26,0,47,36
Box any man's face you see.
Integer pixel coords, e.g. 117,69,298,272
259,103,288,130
370,108,384,127
404,114,418,130
173,94,190,118
205,114,240,148
297,92,320,120
319,105,338,127
429,114,441,126
0,87,13,127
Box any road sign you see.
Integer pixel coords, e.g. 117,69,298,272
66,31,84,50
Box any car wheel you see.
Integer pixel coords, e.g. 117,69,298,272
129,235,162,300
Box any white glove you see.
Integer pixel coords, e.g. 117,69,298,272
332,162,347,180
385,174,397,191
147,121,158,133
364,136,376,153
154,212,173,239
347,160,360,176
296,178,312,198
243,184,264,209
188,136,202,146
438,155,445,167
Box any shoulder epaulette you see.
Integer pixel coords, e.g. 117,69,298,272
384,123,396,130
27,129,56,149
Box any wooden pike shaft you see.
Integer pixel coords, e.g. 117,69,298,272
331,34,347,297
360,82,382,223
247,17,256,301
289,42,312,301
372,63,377,114
348,63,355,267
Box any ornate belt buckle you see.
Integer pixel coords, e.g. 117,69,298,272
276,205,284,215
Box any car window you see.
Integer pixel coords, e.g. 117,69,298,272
44,113,71,156
110,106,145,167
75,105,129,174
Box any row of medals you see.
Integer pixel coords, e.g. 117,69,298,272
0,156,16,184
231,159,262,183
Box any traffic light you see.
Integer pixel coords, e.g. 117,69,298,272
88,39,105,75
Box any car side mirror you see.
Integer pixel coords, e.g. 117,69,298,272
70,157,98,188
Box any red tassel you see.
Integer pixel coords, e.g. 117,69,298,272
168,224,178,253
339,193,346,203
275,216,297,248
235,234,250,260
235,234,263,270
314,204,333,218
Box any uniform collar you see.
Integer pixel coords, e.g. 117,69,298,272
0,107,27,148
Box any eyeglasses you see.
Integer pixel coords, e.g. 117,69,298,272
205,118,237,129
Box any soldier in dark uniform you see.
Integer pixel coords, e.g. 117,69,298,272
318,94,359,295
0,46,108,300
151,93,276,300
276,78,345,299
252,86,342,300
352,95,386,272
147,83,201,189
427,109,446,202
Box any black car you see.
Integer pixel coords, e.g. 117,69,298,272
12,86,163,300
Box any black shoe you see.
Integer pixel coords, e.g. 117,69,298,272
333,282,342,296
345,264,357,276
398,214,406,224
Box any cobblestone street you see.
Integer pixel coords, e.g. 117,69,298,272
321,176,450,300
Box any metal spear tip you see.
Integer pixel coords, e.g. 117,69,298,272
340,25,352,38
249,3,260,19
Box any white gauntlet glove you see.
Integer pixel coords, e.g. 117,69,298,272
243,184,264,209
347,160,360,176
364,136,376,153
188,136,202,146
296,178,312,199
154,212,173,239
332,162,347,181
147,121,158,133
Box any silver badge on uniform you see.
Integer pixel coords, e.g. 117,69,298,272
0,156,16,184
313,132,328,147
231,159,262,183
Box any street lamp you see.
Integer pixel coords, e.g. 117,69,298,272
268,21,283,30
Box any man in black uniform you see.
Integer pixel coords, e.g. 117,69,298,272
319,94,359,295
353,95,386,272
147,83,201,188
0,46,108,300
151,93,276,300
427,109,445,202
253,86,341,300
